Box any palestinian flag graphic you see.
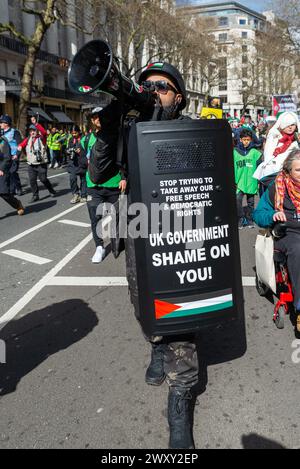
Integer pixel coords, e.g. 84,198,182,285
155,290,233,320
78,85,93,93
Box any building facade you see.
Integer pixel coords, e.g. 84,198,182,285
0,0,107,127
178,1,300,119
0,0,207,125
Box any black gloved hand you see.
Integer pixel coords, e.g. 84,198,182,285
272,222,287,239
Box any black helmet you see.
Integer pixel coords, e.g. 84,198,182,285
138,62,187,111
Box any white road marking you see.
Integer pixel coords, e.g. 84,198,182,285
48,172,68,179
58,219,91,228
46,276,256,288
0,233,93,331
2,250,52,265
47,277,128,287
0,203,85,250
242,276,256,287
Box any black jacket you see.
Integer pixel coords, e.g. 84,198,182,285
67,137,88,176
88,128,120,185
0,137,12,195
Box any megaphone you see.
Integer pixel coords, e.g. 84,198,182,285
68,40,154,112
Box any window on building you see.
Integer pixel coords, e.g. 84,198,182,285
0,59,7,77
242,32,248,39
242,68,248,79
218,45,228,54
219,69,227,80
219,17,228,26
242,45,248,53
239,18,247,25
219,57,227,68
18,65,24,79
219,84,228,92
218,33,228,42
242,55,248,64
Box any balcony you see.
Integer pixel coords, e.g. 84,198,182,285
0,75,104,105
0,35,70,68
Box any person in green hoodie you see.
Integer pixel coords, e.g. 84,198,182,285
84,104,126,264
234,129,262,229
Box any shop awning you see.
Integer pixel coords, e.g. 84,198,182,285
50,111,73,124
28,107,53,122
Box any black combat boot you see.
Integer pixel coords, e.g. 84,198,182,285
145,343,166,386
168,388,195,449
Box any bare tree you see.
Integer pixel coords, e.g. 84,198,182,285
179,16,219,102
231,20,297,113
0,0,95,131
97,0,187,78
271,0,300,53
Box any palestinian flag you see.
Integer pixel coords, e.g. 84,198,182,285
155,290,233,320
78,85,93,93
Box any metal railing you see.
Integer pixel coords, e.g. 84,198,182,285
0,35,69,67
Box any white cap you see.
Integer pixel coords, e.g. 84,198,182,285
277,112,298,130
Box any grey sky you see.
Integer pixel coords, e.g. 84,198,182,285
176,0,271,13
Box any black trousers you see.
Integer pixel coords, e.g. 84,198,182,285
87,186,120,248
28,164,54,197
1,194,20,210
275,231,300,310
70,171,87,197
9,160,22,194
236,192,255,220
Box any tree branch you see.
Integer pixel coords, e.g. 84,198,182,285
21,0,44,18
0,23,32,46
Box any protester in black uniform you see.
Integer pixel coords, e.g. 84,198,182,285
125,63,198,449
0,134,24,215
67,125,88,204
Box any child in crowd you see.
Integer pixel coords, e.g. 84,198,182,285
234,129,262,229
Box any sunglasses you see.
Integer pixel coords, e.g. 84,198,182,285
142,80,178,95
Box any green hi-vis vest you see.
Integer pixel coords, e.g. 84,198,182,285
47,133,61,151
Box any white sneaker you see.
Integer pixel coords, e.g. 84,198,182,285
92,246,105,264
54,162,59,169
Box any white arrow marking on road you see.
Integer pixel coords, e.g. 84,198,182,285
2,250,52,265
0,203,85,250
58,219,91,228
0,233,93,331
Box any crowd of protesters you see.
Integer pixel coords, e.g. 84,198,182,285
0,107,126,264
230,112,300,229
1,108,300,260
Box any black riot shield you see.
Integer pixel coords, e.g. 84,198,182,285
127,119,244,337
